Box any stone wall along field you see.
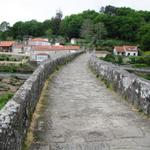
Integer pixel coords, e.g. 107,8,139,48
89,55,150,115
0,51,83,150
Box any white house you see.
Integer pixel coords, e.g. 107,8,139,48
35,53,50,62
12,43,32,55
71,38,77,45
28,38,50,46
30,45,80,62
114,46,138,56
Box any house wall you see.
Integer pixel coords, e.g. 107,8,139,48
30,49,78,61
0,47,12,52
113,49,118,55
12,47,23,54
28,41,50,46
125,51,138,56
36,55,49,62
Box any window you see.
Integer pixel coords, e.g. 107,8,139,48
128,53,130,56
134,53,136,56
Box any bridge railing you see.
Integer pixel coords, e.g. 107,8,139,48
89,55,150,115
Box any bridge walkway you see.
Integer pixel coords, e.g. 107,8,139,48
29,54,150,150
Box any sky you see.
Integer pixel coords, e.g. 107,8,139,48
0,0,149,25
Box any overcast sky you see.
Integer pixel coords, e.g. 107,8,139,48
0,0,149,25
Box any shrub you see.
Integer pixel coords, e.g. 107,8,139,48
103,54,115,63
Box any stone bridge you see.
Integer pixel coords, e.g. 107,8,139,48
1,53,150,150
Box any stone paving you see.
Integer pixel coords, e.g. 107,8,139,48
29,54,150,150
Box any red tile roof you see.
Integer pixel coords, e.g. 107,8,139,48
29,38,49,42
114,46,125,52
123,46,138,52
36,53,49,55
114,45,138,52
0,41,16,47
33,45,80,51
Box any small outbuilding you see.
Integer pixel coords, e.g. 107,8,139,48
114,45,138,56
0,41,16,52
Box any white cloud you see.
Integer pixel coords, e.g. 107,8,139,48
0,0,149,25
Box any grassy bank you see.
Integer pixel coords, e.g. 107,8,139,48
0,63,34,73
0,92,14,109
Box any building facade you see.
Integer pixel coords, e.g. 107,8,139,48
114,46,138,56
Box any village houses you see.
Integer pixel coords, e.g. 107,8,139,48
0,38,80,63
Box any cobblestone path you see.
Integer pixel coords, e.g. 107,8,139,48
29,54,150,150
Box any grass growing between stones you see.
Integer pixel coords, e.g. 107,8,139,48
23,69,61,150
0,92,14,109
23,76,51,150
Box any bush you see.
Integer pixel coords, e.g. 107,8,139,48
133,64,148,68
117,55,123,64
0,63,34,73
129,55,150,66
102,54,115,63
102,54,123,64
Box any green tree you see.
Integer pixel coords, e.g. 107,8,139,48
60,14,82,38
45,28,53,39
80,19,94,41
94,22,107,40
0,21,10,32
50,10,63,35
141,32,150,51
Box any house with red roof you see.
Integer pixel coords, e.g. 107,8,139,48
30,45,80,62
28,38,50,46
0,41,16,52
114,45,138,56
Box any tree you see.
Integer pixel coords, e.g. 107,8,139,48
94,22,107,40
141,32,150,51
45,28,53,39
51,10,63,35
0,21,10,32
138,24,150,51
104,5,117,15
60,14,82,39
80,19,94,41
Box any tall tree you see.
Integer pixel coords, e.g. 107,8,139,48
60,14,82,39
94,22,107,40
51,10,63,35
0,21,10,32
80,19,94,41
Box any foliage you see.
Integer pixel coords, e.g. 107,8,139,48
0,6,149,50
0,92,14,109
60,14,83,38
140,32,150,51
93,22,107,41
96,39,130,47
129,55,150,67
102,54,123,64
0,63,34,73
80,19,94,41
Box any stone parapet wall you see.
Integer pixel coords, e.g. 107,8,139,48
0,51,83,150
89,55,150,115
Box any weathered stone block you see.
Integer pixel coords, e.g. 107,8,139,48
89,55,150,115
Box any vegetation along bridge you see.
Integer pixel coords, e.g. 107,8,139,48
25,54,150,150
